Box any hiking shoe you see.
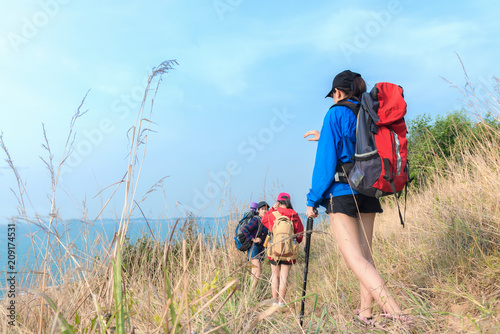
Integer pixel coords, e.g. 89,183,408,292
354,314,374,326
353,309,374,326
384,313,413,323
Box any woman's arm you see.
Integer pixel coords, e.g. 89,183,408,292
306,206,319,218
241,217,259,241
306,110,340,208
261,209,274,231
293,213,304,244
303,130,320,141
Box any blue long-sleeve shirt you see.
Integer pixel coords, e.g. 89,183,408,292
307,102,359,208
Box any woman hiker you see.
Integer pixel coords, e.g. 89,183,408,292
262,193,304,307
241,201,269,291
304,70,408,324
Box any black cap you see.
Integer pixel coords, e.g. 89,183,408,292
257,201,269,210
325,70,361,98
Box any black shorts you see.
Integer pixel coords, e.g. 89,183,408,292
268,259,293,266
322,194,383,217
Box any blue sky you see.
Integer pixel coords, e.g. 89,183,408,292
1,0,499,221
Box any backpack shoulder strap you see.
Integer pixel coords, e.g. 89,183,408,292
255,217,263,237
239,211,252,224
272,211,282,219
332,102,360,117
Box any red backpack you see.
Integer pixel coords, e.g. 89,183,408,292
336,82,409,226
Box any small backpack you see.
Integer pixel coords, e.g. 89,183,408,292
234,210,257,252
266,211,298,262
335,83,409,226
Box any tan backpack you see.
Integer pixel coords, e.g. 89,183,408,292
265,211,298,262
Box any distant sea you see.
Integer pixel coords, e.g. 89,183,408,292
0,216,231,294
0,213,311,295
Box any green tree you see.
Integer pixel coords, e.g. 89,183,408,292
407,110,474,188
407,110,500,189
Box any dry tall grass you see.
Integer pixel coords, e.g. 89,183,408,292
1,65,499,333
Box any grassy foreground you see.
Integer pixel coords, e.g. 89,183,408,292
1,64,499,333
3,142,499,333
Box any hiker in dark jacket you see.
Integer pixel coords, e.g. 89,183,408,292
241,201,269,291
304,70,407,325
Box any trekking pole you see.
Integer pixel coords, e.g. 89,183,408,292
300,208,317,327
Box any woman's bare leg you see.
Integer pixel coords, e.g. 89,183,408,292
329,212,401,315
271,264,280,301
278,264,291,304
358,213,375,318
250,258,261,291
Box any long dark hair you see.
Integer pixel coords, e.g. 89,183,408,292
278,195,293,210
337,75,366,103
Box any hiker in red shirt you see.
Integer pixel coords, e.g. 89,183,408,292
262,193,304,307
